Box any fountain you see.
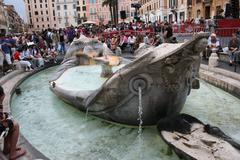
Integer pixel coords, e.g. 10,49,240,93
8,33,240,159
49,33,208,126
11,66,240,160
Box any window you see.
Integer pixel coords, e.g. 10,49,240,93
64,5,67,10
41,11,43,15
34,0,36,3
29,12,31,17
46,11,48,14
35,11,38,15
48,24,50,28
197,10,201,18
42,24,45,28
54,24,56,27
40,4,42,8
53,10,55,16
37,25,39,28
40,0,42,3
52,0,55,2
82,6,86,11
45,4,48,8
77,6,81,11
73,4,76,9
52,3,54,7
42,18,44,21
57,6,60,10
77,1,79,5
36,18,38,22
35,5,37,8
47,17,49,21
54,17,56,20
28,5,30,10
83,0,85,5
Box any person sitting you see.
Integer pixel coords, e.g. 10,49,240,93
203,33,221,59
110,35,118,53
228,33,240,66
128,35,136,54
13,49,33,71
0,86,26,159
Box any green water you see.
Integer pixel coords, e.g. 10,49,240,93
11,67,240,160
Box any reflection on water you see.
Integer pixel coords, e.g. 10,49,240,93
11,67,240,160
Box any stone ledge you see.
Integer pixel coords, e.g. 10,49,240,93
201,64,240,81
199,67,240,99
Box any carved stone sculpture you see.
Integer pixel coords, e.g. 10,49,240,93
50,33,208,126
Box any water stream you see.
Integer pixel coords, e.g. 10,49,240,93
137,86,143,159
10,66,240,160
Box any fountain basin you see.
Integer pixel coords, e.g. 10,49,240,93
10,66,240,160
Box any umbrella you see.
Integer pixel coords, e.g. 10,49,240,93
82,21,98,25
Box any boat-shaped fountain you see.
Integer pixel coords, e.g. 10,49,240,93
49,33,208,126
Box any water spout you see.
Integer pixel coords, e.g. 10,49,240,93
137,86,143,159
85,108,89,121
138,86,143,134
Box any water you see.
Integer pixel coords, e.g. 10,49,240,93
137,87,143,159
10,66,240,160
11,67,178,160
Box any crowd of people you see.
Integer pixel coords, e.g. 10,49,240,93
203,31,240,65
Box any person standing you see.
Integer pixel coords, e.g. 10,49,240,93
59,29,66,55
0,35,14,72
163,23,173,43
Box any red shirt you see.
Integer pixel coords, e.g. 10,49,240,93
13,51,21,61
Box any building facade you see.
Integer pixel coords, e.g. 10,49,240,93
139,0,235,23
85,0,134,24
0,0,7,34
76,0,87,24
56,0,78,28
139,0,189,23
24,0,57,31
4,5,25,33
189,0,230,20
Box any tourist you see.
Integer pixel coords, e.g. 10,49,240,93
203,33,221,59
111,35,118,53
13,49,33,71
144,33,150,45
128,35,136,54
0,46,4,76
58,29,66,55
0,86,26,159
0,35,15,72
163,23,173,43
228,33,240,66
